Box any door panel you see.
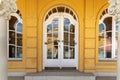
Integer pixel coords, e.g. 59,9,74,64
43,14,77,69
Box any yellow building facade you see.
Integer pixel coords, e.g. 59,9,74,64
8,0,117,73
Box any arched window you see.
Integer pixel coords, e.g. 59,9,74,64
8,10,22,60
98,9,118,60
45,6,77,21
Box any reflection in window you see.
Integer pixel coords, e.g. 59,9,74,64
98,10,118,59
64,18,70,31
47,18,59,59
9,10,22,60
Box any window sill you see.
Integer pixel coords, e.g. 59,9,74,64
8,58,22,61
99,58,117,62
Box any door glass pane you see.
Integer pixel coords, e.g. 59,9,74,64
63,18,75,59
53,40,58,59
47,33,53,59
70,24,75,33
47,34,52,44
47,24,52,33
64,18,70,31
64,46,70,59
47,44,53,59
53,33,58,59
70,47,74,59
53,19,58,32
64,32,69,45
70,34,75,46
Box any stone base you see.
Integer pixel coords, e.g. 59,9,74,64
25,70,95,80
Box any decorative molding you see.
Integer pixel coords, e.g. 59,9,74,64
108,0,120,21
0,0,17,20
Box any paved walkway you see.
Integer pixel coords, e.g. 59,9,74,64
96,76,116,80
8,76,24,80
8,76,116,80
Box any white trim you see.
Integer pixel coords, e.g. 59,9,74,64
10,13,22,23
8,72,26,76
8,12,23,60
100,14,112,23
99,13,118,59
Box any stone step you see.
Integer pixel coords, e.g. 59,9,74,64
25,70,96,80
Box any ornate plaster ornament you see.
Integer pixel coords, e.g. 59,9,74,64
108,0,120,21
0,0,17,19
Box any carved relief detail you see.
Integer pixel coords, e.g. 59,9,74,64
0,0,17,19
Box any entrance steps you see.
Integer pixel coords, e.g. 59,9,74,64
25,70,95,80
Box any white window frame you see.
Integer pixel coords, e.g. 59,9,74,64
8,13,22,60
99,14,118,60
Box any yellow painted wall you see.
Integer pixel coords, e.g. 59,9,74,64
8,0,117,73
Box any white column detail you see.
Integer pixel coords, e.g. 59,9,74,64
108,0,120,80
0,0,17,80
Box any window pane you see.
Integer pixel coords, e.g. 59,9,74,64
9,31,15,44
105,45,112,58
57,7,64,12
99,23,105,48
17,34,22,46
52,8,57,13
9,45,15,58
115,32,118,58
106,33,112,58
99,23,105,33
17,47,22,58
104,17,112,31
115,22,118,58
9,16,17,30
99,47,105,58
17,22,22,33
65,8,69,13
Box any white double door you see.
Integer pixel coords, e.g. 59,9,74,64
43,13,78,69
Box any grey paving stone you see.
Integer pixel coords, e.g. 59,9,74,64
96,76,116,80
8,76,24,80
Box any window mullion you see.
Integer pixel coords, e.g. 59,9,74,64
15,26,17,58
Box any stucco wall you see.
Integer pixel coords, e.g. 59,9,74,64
8,0,116,73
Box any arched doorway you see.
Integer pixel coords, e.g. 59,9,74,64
43,6,78,69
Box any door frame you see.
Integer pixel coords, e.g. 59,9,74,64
43,13,79,69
